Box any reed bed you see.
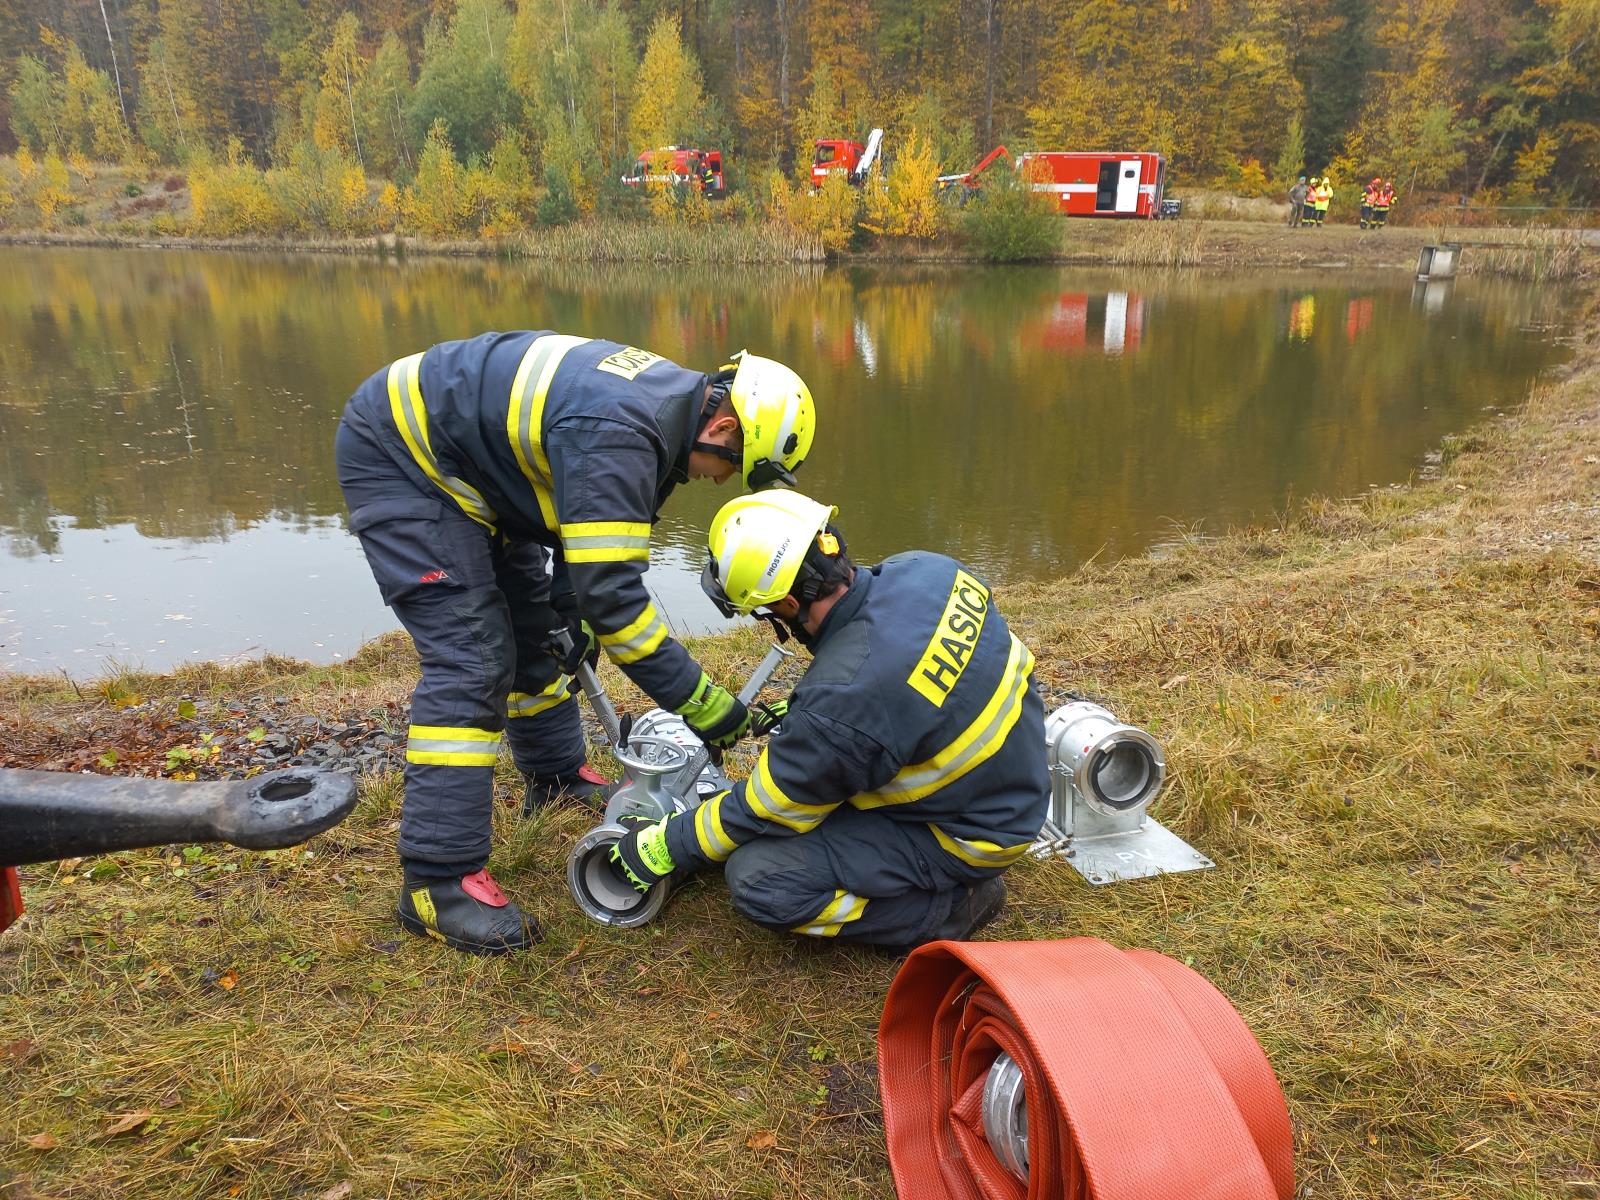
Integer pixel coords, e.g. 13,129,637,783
1108,217,1212,267
1461,226,1589,281
513,218,825,264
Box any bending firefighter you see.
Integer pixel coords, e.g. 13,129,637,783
335,334,815,954
610,491,1049,951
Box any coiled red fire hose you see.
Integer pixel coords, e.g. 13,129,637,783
1,867,22,934
878,938,1293,1200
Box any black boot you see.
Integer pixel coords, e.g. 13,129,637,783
396,870,541,955
931,875,1008,942
523,763,612,815
871,876,1009,957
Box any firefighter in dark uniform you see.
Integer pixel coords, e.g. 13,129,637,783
335,335,816,954
610,491,1050,950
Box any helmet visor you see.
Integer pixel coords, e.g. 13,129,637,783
746,458,799,491
700,558,742,618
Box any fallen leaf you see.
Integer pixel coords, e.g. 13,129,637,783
2,1038,41,1062
746,1130,778,1151
26,1132,59,1150
216,970,238,991
101,1110,152,1137
317,1185,353,1200
1159,674,1189,690
635,986,660,996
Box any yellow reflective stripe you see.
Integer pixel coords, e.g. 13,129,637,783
386,354,496,530
857,636,1034,808
694,790,738,863
599,603,670,665
409,888,441,936
929,824,1031,868
793,890,868,937
561,520,652,562
746,748,833,832
506,334,589,528
408,725,499,742
507,676,573,719
405,723,501,767
562,521,652,538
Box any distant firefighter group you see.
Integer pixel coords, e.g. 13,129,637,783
1287,176,1397,229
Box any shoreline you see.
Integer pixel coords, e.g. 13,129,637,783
0,217,1510,272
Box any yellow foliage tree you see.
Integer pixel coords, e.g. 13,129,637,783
403,120,467,237
885,128,943,239
189,138,281,235
785,169,859,253
15,146,39,180
860,160,890,233
629,13,704,154
377,182,401,231
339,162,370,232
313,14,366,167
36,149,76,223
59,41,132,162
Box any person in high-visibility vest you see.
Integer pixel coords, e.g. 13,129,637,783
1360,177,1380,229
1373,179,1395,228
1313,178,1333,226
335,336,816,954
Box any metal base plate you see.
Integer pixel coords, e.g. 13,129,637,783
1031,817,1214,886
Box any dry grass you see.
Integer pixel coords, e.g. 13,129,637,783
1109,217,1211,267
512,219,825,265
4,308,1600,1199
1461,226,1589,282
1173,188,1290,224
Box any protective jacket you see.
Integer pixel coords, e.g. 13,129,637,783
664,552,1050,876
342,332,707,710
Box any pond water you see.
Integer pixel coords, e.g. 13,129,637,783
0,246,1572,674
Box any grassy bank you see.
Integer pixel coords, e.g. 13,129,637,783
6,158,1594,271
3,285,1600,1200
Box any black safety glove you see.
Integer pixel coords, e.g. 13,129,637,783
609,813,674,894
551,616,600,676
749,699,789,738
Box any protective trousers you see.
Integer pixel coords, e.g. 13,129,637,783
721,804,1004,947
335,417,584,876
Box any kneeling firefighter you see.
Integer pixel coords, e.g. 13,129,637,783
610,491,1050,951
335,334,815,954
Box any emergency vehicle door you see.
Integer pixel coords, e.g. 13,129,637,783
1115,160,1141,212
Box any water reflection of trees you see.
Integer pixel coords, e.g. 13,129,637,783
0,249,1567,581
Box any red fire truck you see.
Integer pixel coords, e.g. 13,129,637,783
621,146,726,198
1016,151,1167,218
811,129,883,189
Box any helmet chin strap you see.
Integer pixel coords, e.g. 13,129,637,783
696,376,742,466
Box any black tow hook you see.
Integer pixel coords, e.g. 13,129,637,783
0,766,360,866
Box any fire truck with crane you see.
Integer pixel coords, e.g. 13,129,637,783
810,128,884,189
